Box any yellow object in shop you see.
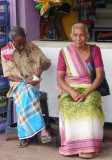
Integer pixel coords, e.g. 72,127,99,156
62,10,78,41
108,0,112,3
35,0,62,16
40,2,49,16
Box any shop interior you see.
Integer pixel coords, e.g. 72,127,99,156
37,0,112,42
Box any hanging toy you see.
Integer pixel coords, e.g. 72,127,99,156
40,2,49,16
34,0,62,16
35,3,44,9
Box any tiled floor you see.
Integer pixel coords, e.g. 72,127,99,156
0,123,112,160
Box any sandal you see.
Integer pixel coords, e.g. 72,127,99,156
40,133,52,144
18,140,29,148
79,152,99,159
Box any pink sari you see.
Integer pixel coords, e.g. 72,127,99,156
57,44,105,156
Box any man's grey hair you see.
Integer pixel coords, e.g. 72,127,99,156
70,23,89,37
9,26,26,41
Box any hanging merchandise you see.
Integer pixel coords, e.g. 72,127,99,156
40,2,49,16
79,1,92,21
34,0,62,16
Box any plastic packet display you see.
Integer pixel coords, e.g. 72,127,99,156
35,3,43,9
35,0,61,3
40,2,49,16
34,0,62,16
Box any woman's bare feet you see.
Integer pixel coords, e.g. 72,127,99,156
79,152,99,159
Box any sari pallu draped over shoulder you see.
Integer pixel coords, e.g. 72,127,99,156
57,44,105,156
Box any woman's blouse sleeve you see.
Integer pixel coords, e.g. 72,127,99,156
93,45,104,68
57,50,66,71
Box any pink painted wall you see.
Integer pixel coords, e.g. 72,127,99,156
8,0,17,27
17,0,40,41
24,0,40,41
17,0,26,29
8,0,40,41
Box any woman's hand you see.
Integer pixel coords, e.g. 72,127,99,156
74,92,87,102
69,89,80,102
69,89,88,102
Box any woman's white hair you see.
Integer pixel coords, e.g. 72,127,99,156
70,23,89,37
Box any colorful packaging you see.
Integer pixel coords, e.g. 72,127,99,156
35,3,43,9
35,0,61,3
34,0,62,15
40,2,49,16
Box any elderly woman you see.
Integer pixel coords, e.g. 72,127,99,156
56,23,105,159
1,26,51,147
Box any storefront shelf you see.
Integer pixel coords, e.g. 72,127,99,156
78,20,94,24
0,108,7,113
0,119,6,132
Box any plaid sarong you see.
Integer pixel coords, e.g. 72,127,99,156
13,82,45,140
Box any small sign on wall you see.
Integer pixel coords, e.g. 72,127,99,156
92,29,112,42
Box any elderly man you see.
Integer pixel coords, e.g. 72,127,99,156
1,26,51,147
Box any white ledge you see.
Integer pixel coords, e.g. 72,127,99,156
32,40,112,49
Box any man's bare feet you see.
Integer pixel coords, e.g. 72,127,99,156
40,128,52,143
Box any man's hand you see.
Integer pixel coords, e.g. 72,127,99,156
25,77,39,85
35,67,43,78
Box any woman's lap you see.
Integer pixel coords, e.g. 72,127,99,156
59,89,105,155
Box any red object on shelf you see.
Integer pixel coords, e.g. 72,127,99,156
78,0,95,24
40,21,54,39
78,20,94,24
